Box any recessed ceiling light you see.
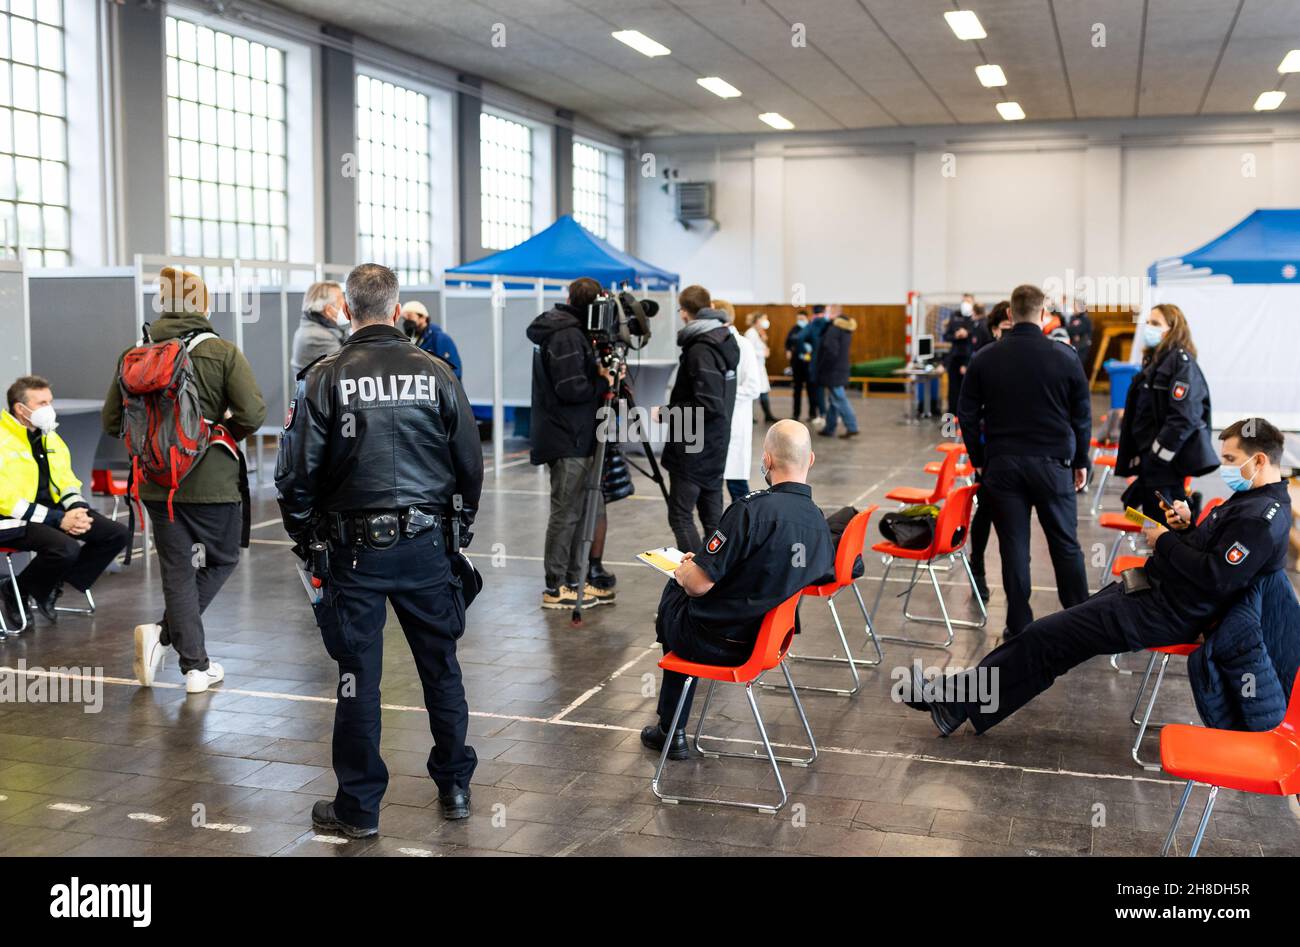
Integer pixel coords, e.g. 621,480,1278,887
611,30,671,58
945,10,987,41
1254,90,1286,111
996,101,1026,121
1279,50,1300,73
697,76,742,99
759,112,794,130
975,64,1007,87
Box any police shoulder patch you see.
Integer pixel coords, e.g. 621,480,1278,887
705,530,727,554
1171,381,1188,401
283,398,296,430
1225,541,1249,566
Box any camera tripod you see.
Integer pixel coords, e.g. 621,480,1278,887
570,363,669,623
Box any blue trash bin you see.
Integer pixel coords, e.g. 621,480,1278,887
1104,360,1139,410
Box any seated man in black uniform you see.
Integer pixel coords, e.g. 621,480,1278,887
641,419,836,759
907,417,1292,736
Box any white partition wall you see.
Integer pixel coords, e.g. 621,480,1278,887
0,260,30,381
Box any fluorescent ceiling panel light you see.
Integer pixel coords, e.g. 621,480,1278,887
611,30,671,57
1254,90,1286,111
975,64,1006,87
996,101,1026,121
759,112,794,130
945,10,986,40
1278,50,1300,73
697,76,742,98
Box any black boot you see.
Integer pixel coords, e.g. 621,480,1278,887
0,583,22,633
34,585,61,623
587,559,616,590
439,785,472,820
640,724,689,760
310,800,378,839
901,666,967,737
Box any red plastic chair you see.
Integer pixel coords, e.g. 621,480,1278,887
1158,672,1300,856
1130,643,1201,769
885,449,958,505
91,468,130,521
869,483,986,648
651,590,815,814
0,548,29,636
1097,512,1142,589
772,505,882,696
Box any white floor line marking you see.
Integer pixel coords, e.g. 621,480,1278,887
48,802,92,812
249,518,283,531
549,645,659,723
397,846,437,857
0,794,8,802
202,822,252,834
128,812,167,823
3,666,1185,789
484,457,533,474
312,834,348,845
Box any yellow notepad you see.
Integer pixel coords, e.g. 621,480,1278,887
1123,506,1162,527
638,547,684,576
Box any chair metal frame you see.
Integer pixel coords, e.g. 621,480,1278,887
651,592,816,815
1088,455,1117,516
1130,648,1197,770
54,588,95,616
1161,780,1218,857
0,551,28,637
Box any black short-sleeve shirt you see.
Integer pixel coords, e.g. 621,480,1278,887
687,481,836,644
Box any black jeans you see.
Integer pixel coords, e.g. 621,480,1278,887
146,500,241,674
11,509,129,601
666,471,723,555
981,455,1089,635
791,369,812,419
313,529,475,828
655,583,749,732
955,582,1196,732
967,489,993,576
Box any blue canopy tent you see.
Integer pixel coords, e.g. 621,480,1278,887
441,216,681,475
1145,209,1300,430
446,214,679,289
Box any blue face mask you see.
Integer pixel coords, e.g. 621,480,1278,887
1141,323,1166,348
1219,457,1256,493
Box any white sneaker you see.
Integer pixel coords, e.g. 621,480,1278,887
185,662,224,694
133,623,166,687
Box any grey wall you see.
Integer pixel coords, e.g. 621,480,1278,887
456,81,483,263
0,269,28,380
116,3,167,261
28,275,139,402
321,39,358,263
554,119,573,218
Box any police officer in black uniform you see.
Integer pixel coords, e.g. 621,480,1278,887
942,294,979,416
1064,300,1093,369
641,420,835,758
1116,302,1217,520
275,264,484,837
907,417,1291,736
957,284,1092,638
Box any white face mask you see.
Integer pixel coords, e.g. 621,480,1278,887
960,301,973,316
26,404,57,433
757,317,770,330
334,310,350,327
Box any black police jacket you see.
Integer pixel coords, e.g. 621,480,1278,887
943,312,978,367
1066,312,1092,357
956,322,1092,470
1116,346,1218,481
526,304,604,465
661,317,739,485
274,323,484,546
1147,480,1291,630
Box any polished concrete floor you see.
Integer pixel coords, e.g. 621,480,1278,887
1,390,1297,858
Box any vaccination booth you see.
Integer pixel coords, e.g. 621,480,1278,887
1145,209,1300,431
443,214,680,476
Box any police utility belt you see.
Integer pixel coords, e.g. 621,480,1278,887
328,507,446,550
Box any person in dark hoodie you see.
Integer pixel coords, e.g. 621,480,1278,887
661,285,739,554
526,277,618,610
803,305,831,422
814,304,859,438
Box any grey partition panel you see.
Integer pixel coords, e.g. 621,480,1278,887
401,288,441,323
0,269,27,379
243,290,290,430
443,297,493,404
28,274,137,400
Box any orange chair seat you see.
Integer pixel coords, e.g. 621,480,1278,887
803,581,839,597
1151,643,1200,657
91,469,129,496
1094,455,1117,468
925,460,973,477
660,651,758,685
1098,512,1141,532
1160,724,1300,796
885,487,932,503
935,442,964,454
870,540,933,562
1111,555,1148,575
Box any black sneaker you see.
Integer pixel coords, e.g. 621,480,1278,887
587,559,617,590
439,786,471,820
310,800,378,839
901,666,967,737
640,724,689,760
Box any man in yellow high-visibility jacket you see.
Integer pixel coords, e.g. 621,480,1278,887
0,375,128,631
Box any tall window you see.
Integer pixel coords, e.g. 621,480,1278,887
165,15,288,262
0,0,68,266
479,111,532,250
573,139,624,249
356,73,431,283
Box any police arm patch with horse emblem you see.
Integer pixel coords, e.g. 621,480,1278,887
1224,541,1249,566
1171,382,1188,401
705,530,727,554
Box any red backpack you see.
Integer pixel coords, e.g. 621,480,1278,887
117,325,238,526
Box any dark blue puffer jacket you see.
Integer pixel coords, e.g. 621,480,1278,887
1187,571,1300,731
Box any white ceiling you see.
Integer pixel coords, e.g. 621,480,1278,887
266,0,1300,136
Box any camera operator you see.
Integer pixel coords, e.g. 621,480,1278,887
526,277,618,610
662,285,739,554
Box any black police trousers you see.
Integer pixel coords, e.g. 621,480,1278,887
982,454,1090,635
312,529,475,828
11,509,129,603
952,581,1197,733
666,472,723,555
655,582,749,732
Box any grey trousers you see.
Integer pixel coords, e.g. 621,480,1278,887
145,501,242,674
544,456,602,590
